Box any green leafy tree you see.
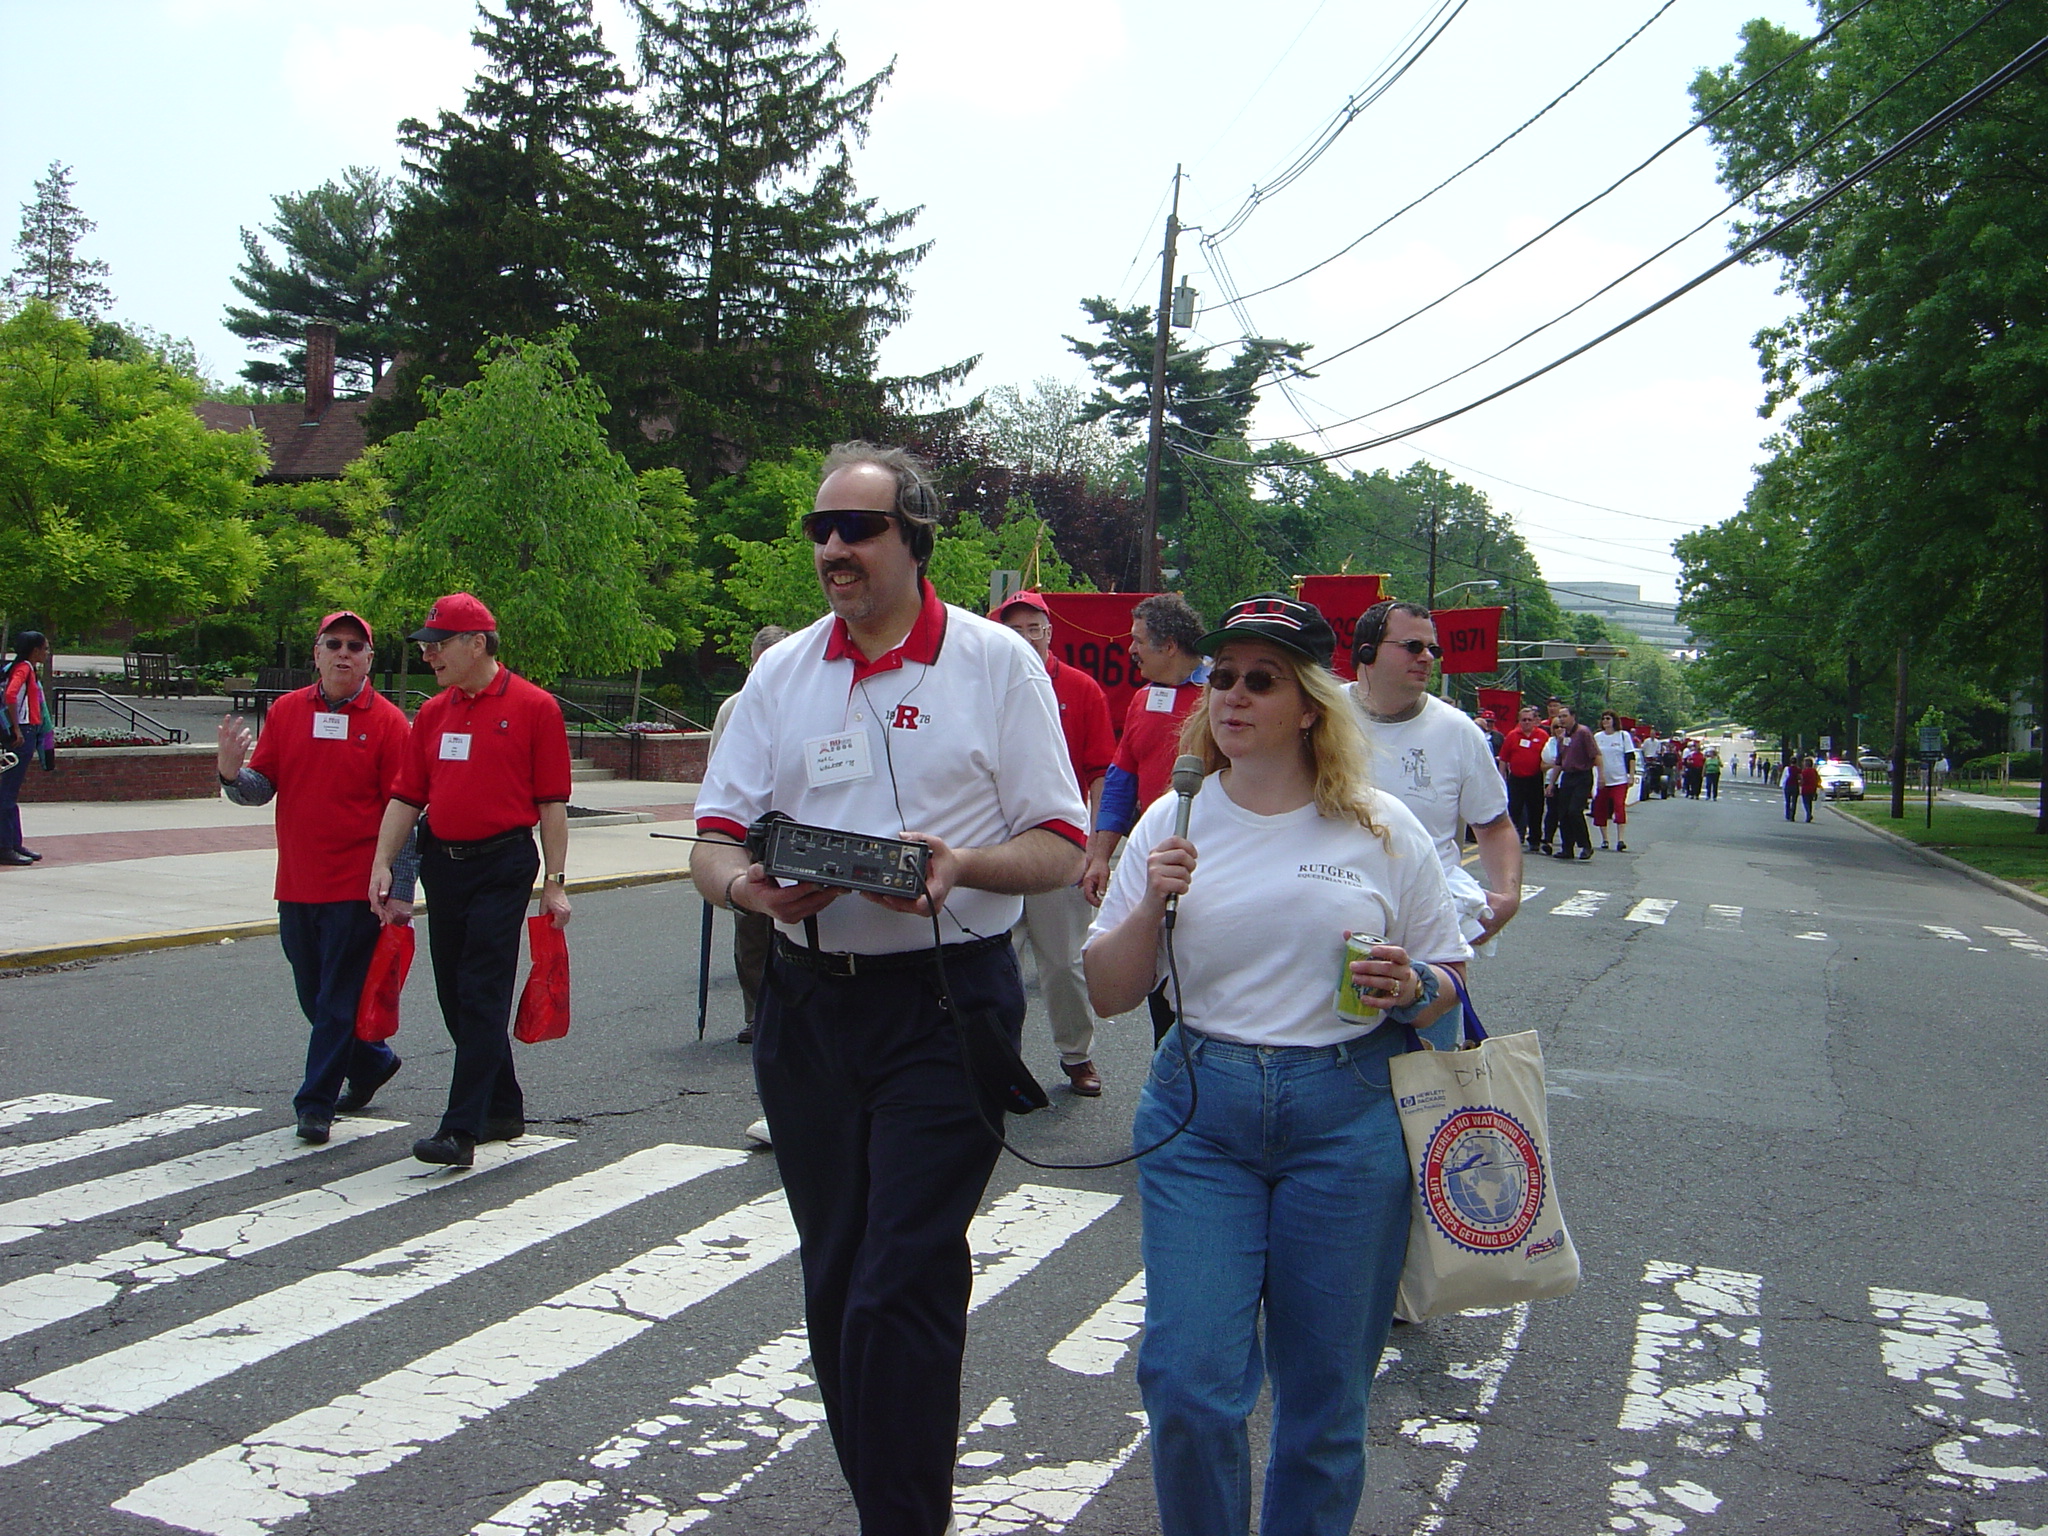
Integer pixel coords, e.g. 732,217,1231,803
0,302,264,634
637,467,713,654
5,162,113,321
372,331,671,683
972,378,1127,488
226,167,401,394
243,466,394,660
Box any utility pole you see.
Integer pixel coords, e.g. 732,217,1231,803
1139,166,1182,593
1890,644,1909,820
1426,500,1439,613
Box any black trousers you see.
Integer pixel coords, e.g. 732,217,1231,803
1784,781,1799,819
419,833,536,1138
1505,772,1546,847
278,899,399,1117
754,937,1019,1536
1556,769,1595,856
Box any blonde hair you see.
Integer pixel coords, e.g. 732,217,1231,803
1178,650,1386,835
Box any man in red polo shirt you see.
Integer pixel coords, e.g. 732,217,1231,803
217,610,413,1144
1497,702,1551,853
992,588,1117,1096
369,592,574,1168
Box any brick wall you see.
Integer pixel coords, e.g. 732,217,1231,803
585,731,710,783
17,745,220,802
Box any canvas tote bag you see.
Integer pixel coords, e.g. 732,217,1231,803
1390,974,1580,1320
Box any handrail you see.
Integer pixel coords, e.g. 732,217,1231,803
50,688,189,744
632,695,713,733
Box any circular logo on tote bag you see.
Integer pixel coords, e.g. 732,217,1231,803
1419,1108,1544,1252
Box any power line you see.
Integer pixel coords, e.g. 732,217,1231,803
1189,0,1335,173
1200,0,1682,316
1173,29,2048,471
1405,444,1719,528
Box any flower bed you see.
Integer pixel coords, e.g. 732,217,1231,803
50,727,161,748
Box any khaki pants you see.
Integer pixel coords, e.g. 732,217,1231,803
1015,883,1097,1066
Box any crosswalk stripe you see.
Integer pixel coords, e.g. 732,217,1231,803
1550,890,1609,918
0,1143,740,1470
115,1190,800,1534
0,1119,399,1248
0,1103,257,1181
1704,905,1743,931
0,1094,111,1130
466,1183,1121,1536
1869,1287,2048,1498
0,1132,551,1347
1049,1271,1145,1377
1519,884,1545,901
1624,899,1677,926
1926,924,1974,943
955,1410,1150,1536
1402,1305,1531,1536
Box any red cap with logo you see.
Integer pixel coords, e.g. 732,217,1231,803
409,592,497,642
318,610,374,645
989,589,1052,620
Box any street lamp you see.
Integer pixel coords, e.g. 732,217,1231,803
1432,580,1500,697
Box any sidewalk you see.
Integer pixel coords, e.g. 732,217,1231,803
0,778,704,967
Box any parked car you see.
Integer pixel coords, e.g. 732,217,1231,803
1819,758,1866,799
1857,752,1889,773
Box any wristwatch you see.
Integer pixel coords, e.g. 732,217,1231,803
544,873,567,885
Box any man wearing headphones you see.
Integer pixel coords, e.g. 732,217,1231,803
1348,599,1522,952
689,442,1085,1536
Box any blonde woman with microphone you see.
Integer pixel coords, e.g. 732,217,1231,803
1084,593,1469,1536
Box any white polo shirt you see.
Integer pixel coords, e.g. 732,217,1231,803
695,581,1088,955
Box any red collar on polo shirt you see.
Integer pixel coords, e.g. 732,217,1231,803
824,578,949,683
457,664,512,703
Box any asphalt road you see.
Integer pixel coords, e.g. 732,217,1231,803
0,781,2043,1535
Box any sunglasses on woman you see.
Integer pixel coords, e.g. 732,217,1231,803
1386,638,1443,658
1207,666,1287,695
801,509,899,545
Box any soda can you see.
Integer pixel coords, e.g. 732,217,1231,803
1334,932,1387,1021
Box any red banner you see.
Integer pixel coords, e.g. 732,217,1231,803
1296,574,1386,680
1433,605,1504,675
1043,592,1151,727
1475,688,1522,726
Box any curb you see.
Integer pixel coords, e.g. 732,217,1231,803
1826,805,2048,919
0,866,695,973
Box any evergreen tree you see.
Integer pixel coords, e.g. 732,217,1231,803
627,0,963,479
5,161,113,321
226,167,401,395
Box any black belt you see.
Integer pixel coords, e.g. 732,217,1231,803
773,931,1007,978
429,827,531,860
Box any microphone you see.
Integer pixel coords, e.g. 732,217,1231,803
1164,753,1205,929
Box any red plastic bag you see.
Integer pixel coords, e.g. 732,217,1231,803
355,923,415,1042
513,914,571,1043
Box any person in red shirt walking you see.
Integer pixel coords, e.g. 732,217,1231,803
217,611,414,1144
993,589,1117,1096
370,593,574,1168
1497,703,1551,852
1,632,52,864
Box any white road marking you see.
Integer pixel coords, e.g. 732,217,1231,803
465,1184,1121,1536
0,1103,256,1181
1519,884,1545,901
0,1121,400,1248
1550,890,1610,918
116,1189,798,1534
0,1143,738,1470
1404,1305,1531,1536
1869,1288,2047,1498
1608,1262,1767,1533
1926,924,1975,943
1049,1271,1145,1377
1986,926,2048,959
1704,905,1743,931
1625,899,1678,926
954,1414,1150,1535
0,1131,544,1346
1793,933,1828,942
0,1094,110,1130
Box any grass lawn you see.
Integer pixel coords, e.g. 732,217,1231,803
1946,781,2045,799
1839,800,2048,894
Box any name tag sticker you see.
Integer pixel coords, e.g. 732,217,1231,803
312,713,348,740
1145,686,1177,713
439,732,472,761
805,730,873,788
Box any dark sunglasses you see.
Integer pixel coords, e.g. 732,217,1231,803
1387,638,1444,659
1207,666,1287,695
802,509,899,546
320,638,369,653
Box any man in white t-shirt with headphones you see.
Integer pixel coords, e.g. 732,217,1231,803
1346,599,1522,954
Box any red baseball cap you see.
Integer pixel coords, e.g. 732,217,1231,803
409,592,497,642
318,610,374,645
989,589,1052,620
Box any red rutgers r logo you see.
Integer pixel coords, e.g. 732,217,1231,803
891,704,924,730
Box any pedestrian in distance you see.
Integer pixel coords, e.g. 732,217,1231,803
370,592,574,1169
1683,742,1706,798
994,588,1118,1098
710,624,791,1054
1782,757,1801,820
1083,592,1470,1536
1704,746,1723,800
0,632,53,865
1551,705,1599,860
1497,704,1549,852
1591,709,1635,852
218,611,414,1144
689,443,1086,1536
1799,754,1821,821
1539,716,1565,853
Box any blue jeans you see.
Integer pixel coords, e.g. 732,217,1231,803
1134,1025,1414,1536
278,900,400,1117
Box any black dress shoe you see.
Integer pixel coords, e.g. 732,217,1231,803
735,1024,755,1045
335,1054,402,1114
413,1131,475,1168
0,849,33,866
296,1113,332,1145
17,847,40,861
479,1117,525,1143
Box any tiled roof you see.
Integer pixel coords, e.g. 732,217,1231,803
193,367,395,483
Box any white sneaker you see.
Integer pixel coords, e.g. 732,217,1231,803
743,1118,772,1149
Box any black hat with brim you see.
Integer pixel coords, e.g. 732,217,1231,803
1196,593,1337,669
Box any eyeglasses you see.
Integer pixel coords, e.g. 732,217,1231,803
802,509,898,546
320,638,369,653
417,633,475,654
1207,666,1286,695
1386,638,1443,659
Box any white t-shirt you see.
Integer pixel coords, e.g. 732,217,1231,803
1085,774,1471,1048
696,597,1087,954
1346,688,1509,930
1593,730,1634,784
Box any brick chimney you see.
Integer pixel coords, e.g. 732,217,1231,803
303,321,337,423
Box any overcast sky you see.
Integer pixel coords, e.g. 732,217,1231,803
1,0,1825,605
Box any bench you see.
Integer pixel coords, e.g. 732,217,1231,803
122,652,197,698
